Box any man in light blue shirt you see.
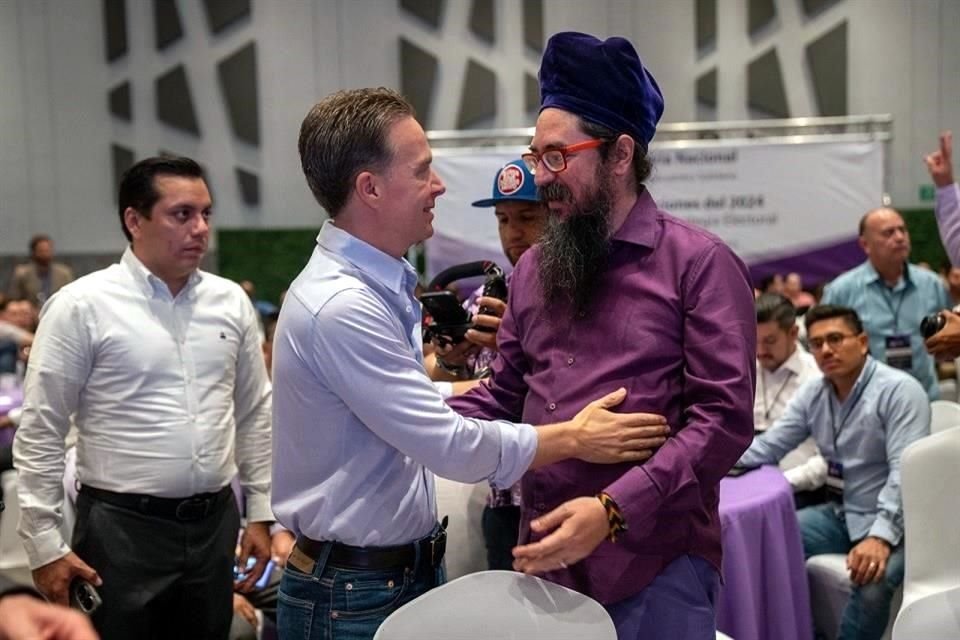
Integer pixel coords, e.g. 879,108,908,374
821,208,951,399
738,305,929,640
271,87,670,640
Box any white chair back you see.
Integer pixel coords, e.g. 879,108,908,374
0,470,28,570
893,427,960,639
432,476,489,579
373,570,616,640
929,400,960,434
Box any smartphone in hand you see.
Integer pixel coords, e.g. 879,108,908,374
69,578,102,615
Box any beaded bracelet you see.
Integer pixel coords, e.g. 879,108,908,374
597,492,628,542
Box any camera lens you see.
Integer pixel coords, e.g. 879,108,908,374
920,313,946,339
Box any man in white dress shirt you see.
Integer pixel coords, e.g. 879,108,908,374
754,293,826,505
14,156,273,639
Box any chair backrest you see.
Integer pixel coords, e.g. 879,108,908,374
373,571,617,640
928,400,960,434
893,585,960,639
432,476,489,579
899,427,960,596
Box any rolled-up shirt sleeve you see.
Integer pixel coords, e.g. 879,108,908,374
603,243,756,538
312,288,537,489
13,291,92,569
935,183,960,267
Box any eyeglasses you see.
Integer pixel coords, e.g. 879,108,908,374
521,139,606,175
808,332,859,351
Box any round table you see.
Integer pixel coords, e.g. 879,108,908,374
716,465,813,640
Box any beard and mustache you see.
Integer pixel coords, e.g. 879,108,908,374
536,165,614,315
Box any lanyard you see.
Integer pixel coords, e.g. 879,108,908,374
879,278,909,333
828,363,876,454
760,368,795,421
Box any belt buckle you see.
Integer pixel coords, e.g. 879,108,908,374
175,498,208,521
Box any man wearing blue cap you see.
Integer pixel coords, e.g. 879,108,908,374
449,32,756,638
429,160,548,570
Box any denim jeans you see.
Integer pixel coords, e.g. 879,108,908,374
798,504,905,640
276,535,445,640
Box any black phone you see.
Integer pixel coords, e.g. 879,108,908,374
69,578,102,615
421,291,472,346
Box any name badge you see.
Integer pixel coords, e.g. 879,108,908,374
884,334,912,371
826,460,844,502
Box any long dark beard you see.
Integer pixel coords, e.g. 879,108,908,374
536,172,613,315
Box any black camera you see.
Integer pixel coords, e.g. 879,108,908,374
422,261,507,347
69,578,102,615
920,312,947,339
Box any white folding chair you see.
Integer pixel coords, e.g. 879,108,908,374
373,570,616,640
432,476,489,579
0,469,28,570
892,427,960,639
806,554,900,640
929,399,960,434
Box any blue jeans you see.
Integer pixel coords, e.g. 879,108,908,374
605,554,720,640
798,504,905,640
276,536,445,640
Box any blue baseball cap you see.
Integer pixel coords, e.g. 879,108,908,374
471,160,540,208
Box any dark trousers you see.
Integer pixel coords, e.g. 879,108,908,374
73,487,240,640
481,505,521,570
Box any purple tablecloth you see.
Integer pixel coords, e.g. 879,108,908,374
716,465,813,640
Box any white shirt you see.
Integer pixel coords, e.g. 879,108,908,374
14,248,272,569
271,222,536,547
754,347,826,490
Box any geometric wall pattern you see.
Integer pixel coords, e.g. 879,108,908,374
153,0,183,50
103,0,127,62
457,60,497,128
694,0,848,120
400,0,444,29
747,48,789,117
201,0,251,34
217,42,259,145
399,37,439,126
399,0,544,129
105,0,261,207
469,0,495,44
806,21,848,117
156,65,200,135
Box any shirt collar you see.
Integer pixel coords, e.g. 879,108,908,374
863,260,912,289
770,346,807,377
316,220,416,295
824,355,877,399
610,188,658,249
121,246,202,299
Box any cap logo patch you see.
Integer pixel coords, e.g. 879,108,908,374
497,165,524,196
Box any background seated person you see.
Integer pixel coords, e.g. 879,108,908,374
738,305,929,640
753,293,825,506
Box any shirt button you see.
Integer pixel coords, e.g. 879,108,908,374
535,503,546,510
405,306,412,313
345,583,353,591
566,357,575,365
547,402,557,411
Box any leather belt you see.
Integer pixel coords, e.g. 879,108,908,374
80,484,230,521
296,522,447,571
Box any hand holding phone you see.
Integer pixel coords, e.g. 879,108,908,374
69,578,102,615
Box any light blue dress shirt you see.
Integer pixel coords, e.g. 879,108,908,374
738,357,929,546
821,260,951,399
271,221,537,547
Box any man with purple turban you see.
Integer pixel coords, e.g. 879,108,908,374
449,32,757,638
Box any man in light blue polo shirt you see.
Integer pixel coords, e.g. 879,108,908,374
738,305,929,640
822,207,951,399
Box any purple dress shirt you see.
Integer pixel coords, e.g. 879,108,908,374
449,189,756,605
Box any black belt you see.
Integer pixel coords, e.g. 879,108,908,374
80,484,231,521
297,519,447,571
